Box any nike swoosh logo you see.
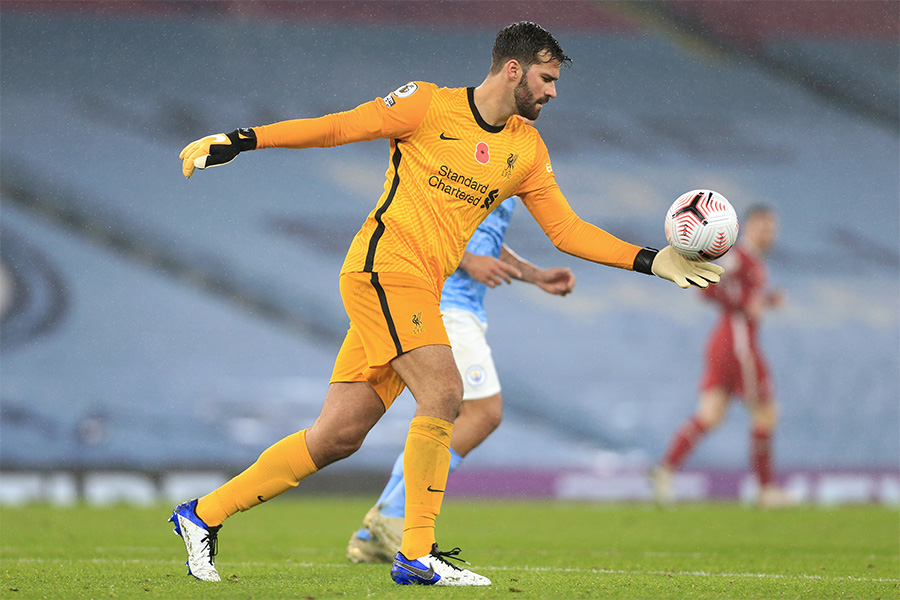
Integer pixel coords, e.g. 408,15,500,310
257,495,267,503
399,561,435,580
427,486,444,493
210,133,228,144
439,133,460,141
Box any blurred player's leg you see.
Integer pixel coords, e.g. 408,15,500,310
653,389,729,503
377,453,407,507
347,453,406,563
751,428,773,488
747,395,787,507
649,465,674,505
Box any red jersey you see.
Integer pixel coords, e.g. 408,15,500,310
703,242,770,329
700,242,773,401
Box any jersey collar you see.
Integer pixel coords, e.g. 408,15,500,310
467,87,505,134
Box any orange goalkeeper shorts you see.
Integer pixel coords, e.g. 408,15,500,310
331,271,450,409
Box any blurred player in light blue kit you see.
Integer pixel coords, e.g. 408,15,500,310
347,197,577,562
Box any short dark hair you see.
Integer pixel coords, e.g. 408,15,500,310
743,204,775,222
490,21,571,74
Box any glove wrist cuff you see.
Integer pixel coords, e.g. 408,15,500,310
633,247,658,275
229,128,257,152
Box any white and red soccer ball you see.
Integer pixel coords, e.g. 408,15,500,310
664,189,738,261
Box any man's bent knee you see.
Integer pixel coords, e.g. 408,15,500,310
305,382,384,468
308,426,366,466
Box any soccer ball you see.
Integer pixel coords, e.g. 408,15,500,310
664,190,738,261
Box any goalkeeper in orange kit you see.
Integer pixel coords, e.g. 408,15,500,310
172,21,723,586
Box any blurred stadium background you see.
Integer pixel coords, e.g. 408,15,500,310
1,0,897,506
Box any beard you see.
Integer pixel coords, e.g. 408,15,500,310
514,75,548,121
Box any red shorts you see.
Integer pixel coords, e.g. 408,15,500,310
330,271,451,409
700,315,773,403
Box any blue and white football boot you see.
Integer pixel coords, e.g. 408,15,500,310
169,499,221,582
391,544,491,586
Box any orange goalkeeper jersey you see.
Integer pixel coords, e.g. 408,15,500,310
254,81,641,297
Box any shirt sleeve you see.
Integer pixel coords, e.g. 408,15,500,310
516,135,642,270
253,81,434,149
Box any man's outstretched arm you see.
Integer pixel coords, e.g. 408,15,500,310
521,186,723,289
180,82,434,178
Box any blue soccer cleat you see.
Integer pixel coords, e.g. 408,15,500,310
169,499,221,582
390,543,490,586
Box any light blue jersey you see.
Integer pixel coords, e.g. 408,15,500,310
440,197,515,324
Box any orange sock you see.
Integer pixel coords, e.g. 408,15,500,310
399,415,453,559
196,429,318,527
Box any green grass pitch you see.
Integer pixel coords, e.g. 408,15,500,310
1,497,897,599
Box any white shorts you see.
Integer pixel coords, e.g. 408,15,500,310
442,308,501,401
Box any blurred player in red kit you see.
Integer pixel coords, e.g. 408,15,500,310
652,205,789,507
